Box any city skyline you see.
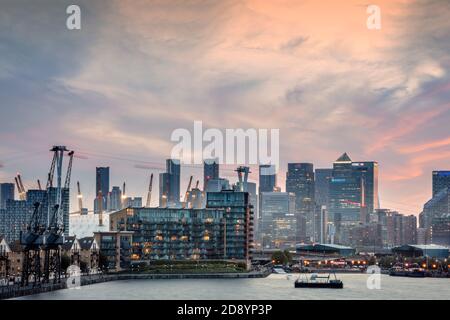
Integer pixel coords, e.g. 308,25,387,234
1,0,450,215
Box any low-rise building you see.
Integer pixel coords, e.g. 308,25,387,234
296,243,356,257
94,231,133,272
391,244,449,259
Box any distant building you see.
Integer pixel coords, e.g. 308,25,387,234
420,187,450,246
159,159,181,208
376,209,417,247
315,169,332,209
296,243,356,257
69,212,110,238
391,244,449,259
0,188,70,242
205,178,230,192
107,186,122,211
432,171,450,197
0,183,15,210
94,167,110,213
286,163,315,241
204,158,219,191
259,192,296,248
328,153,379,245
259,165,276,193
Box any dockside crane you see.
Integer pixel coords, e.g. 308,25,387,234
146,173,153,208
20,202,44,286
15,173,27,200
37,179,42,191
41,146,72,284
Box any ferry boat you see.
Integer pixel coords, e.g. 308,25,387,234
294,272,344,289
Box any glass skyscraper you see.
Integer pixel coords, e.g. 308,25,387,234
432,171,450,197
159,159,181,208
0,183,15,210
258,165,276,193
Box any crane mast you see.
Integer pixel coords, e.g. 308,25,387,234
182,176,193,209
147,174,154,207
77,181,83,214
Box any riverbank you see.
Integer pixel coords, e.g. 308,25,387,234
1,269,271,300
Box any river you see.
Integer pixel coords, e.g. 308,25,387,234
15,274,450,300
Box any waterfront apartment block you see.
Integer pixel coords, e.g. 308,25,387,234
109,190,253,263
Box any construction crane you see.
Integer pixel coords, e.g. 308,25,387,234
182,176,193,209
64,151,74,190
37,179,42,191
148,174,154,207
195,180,200,189
16,173,26,200
121,181,128,209
77,181,83,214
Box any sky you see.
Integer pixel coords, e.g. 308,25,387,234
0,0,449,214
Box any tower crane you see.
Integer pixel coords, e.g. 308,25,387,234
122,181,127,209
182,176,193,209
148,174,154,207
77,181,83,214
16,173,27,200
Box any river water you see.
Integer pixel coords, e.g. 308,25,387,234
15,274,450,300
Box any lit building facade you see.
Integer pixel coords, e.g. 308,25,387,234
259,192,296,248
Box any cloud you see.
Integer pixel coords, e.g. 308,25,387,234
1,0,450,214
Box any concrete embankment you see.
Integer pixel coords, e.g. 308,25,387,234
1,269,271,300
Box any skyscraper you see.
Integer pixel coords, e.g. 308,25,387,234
432,171,450,197
0,183,15,210
108,186,122,211
315,169,332,208
95,167,110,213
259,165,276,193
204,158,219,190
328,153,380,244
286,163,315,241
259,192,296,248
159,159,181,208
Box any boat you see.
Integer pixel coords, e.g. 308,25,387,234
389,264,426,278
294,272,343,289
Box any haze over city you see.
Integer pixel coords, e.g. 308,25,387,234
1,0,450,215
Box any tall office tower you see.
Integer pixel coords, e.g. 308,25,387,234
259,192,296,249
432,171,450,196
402,215,417,245
159,159,181,208
286,163,315,241
108,186,122,211
315,169,332,208
420,187,450,246
94,167,110,213
0,183,15,209
351,161,379,215
328,153,379,245
312,205,328,243
259,165,277,193
204,158,219,190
